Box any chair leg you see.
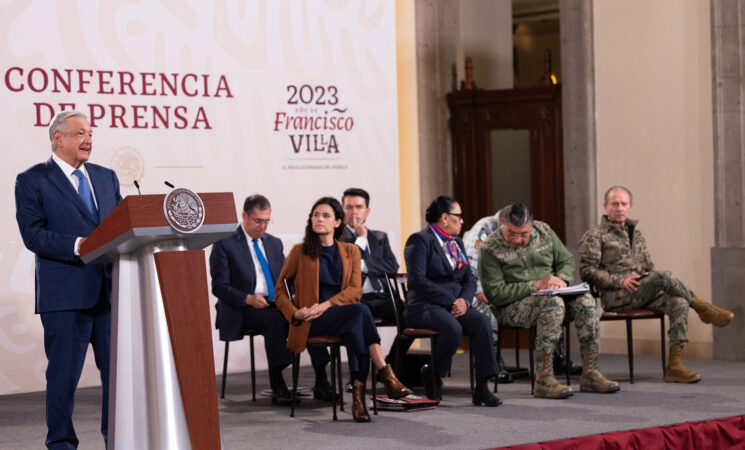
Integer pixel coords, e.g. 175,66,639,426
249,335,256,402
330,346,338,421
529,328,536,395
336,347,344,412
660,316,666,379
291,353,300,418
371,358,378,415
469,342,475,396
221,342,229,399
515,329,521,368
626,319,634,384
394,336,402,378
564,325,571,387
494,328,502,393
430,336,439,400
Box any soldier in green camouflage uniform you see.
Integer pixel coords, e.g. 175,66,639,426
578,186,734,383
479,204,619,398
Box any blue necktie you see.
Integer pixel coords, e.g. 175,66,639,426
252,238,275,301
72,169,97,217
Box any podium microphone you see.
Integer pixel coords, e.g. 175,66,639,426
164,181,175,189
133,180,141,195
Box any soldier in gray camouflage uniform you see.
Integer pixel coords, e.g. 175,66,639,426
579,186,734,383
462,207,508,338
479,204,619,399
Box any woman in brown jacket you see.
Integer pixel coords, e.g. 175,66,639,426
275,197,411,422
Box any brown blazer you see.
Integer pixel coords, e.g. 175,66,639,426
275,241,363,352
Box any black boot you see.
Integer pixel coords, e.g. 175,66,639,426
495,353,513,384
313,378,338,402
420,364,442,400
271,383,299,406
472,377,501,407
553,341,582,375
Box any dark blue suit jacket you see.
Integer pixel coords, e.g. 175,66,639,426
209,227,284,342
15,157,122,313
403,227,476,314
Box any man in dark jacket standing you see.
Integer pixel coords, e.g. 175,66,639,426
15,111,122,449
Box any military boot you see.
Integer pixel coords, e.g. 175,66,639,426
691,297,734,327
534,351,573,399
664,344,701,383
579,347,620,393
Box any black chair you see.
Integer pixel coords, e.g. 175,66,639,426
370,275,399,330
600,309,666,383
220,330,259,400
291,335,345,420
384,273,476,398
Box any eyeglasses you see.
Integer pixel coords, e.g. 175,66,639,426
448,212,464,221
505,229,531,239
252,218,273,225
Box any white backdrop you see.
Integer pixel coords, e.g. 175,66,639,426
0,0,400,395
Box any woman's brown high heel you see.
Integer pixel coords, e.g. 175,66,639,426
376,364,413,399
352,380,371,422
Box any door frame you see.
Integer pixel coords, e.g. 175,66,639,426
447,85,565,240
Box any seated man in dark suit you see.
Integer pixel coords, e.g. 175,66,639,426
341,188,407,390
209,194,332,405
341,188,399,322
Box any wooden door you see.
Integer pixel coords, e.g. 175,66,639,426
447,85,564,352
447,85,565,240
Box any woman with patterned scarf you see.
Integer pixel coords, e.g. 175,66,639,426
402,196,501,407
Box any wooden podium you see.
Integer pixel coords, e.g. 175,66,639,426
80,192,237,450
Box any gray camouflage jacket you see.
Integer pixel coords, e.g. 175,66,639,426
463,213,501,295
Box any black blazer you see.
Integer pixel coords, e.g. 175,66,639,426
403,227,476,314
209,227,284,341
342,226,399,288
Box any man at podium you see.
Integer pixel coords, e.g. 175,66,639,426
15,110,122,449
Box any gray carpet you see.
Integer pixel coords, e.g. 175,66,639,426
3,352,745,449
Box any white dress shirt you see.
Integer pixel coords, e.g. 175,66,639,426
52,153,98,255
241,225,269,297
346,225,375,294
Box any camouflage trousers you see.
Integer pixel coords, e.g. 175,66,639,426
491,293,601,354
471,297,500,340
601,270,694,346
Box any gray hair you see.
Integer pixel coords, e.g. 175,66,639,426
504,203,533,227
494,204,512,223
603,185,633,204
49,110,88,152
